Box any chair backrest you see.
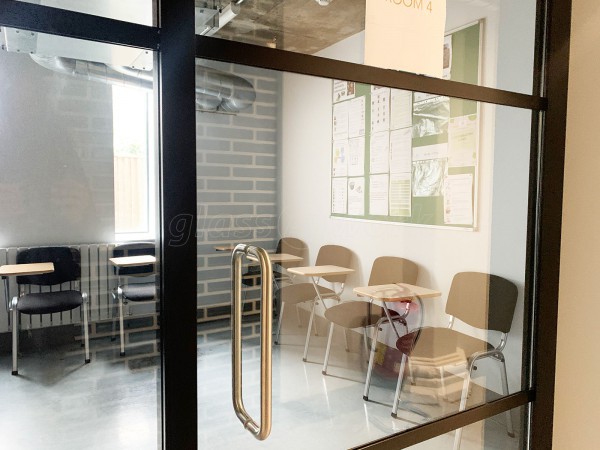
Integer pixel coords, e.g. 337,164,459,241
368,256,418,286
16,246,80,286
113,242,156,277
314,244,352,283
445,271,518,333
276,237,308,268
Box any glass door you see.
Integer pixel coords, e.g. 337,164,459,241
194,53,534,449
0,1,570,449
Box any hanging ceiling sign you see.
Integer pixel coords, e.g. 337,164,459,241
364,0,447,78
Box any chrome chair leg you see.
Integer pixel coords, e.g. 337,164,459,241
275,301,285,344
302,300,318,362
296,304,302,327
453,362,475,450
363,319,383,400
322,322,335,375
82,295,90,363
111,291,118,342
499,355,515,437
80,311,86,348
391,354,408,418
11,307,18,376
118,294,126,356
343,328,349,352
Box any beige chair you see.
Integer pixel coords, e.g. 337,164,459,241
275,244,352,361
391,272,518,450
321,256,418,376
241,237,307,288
272,237,308,288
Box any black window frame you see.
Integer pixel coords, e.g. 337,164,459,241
0,0,571,448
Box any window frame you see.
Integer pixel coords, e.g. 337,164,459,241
112,85,157,241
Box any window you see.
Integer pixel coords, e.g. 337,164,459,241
112,84,155,238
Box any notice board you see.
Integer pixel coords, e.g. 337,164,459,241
330,21,482,229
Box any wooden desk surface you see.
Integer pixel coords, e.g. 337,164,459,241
242,253,305,264
287,265,354,277
0,262,55,277
353,283,441,302
268,253,304,263
109,255,156,267
213,245,303,264
214,245,235,252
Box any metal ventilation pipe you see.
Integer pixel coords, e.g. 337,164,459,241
29,54,256,113
30,54,153,89
195,65,256,112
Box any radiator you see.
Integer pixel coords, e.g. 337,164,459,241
0,244,118,333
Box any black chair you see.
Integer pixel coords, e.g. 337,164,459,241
11,246,90,375
111,242,156,356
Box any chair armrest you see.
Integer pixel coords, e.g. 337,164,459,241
9,295,18,311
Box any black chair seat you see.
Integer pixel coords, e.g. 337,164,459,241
121,283,155,301
16,290,82,315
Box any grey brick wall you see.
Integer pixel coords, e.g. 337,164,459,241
196,60,281,318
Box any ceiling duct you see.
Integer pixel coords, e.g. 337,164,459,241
194,63,255,112
196,1,240,36
29,54,256,113
30,54,153,89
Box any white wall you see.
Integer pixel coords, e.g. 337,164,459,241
0,50,116,246
554,1,600,448
280,0,535,396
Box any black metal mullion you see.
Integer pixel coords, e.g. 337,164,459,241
530,0,572,448
0,0,159,50
519,6,549,446
354,391,533,450
158,0,197,449
195,35,546,111
523,0,549,395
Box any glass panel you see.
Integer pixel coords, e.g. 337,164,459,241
407,406,525,449
198,0,537,94
16,0,156,26
196,57,532,448
0,30,160,448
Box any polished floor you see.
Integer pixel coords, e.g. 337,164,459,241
0,314,520,449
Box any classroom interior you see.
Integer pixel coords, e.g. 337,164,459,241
0,1,554,449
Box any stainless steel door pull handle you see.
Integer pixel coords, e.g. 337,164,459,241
231,244,273,440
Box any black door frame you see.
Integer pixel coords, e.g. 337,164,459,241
0,0,571,449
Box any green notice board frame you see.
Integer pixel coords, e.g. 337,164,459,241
330,21,482,230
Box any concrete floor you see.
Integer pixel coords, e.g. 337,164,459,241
0,312,520,449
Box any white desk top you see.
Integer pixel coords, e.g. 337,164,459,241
0,262,55,277
353,283,441,302
287,265,354,277
109,255,156,267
